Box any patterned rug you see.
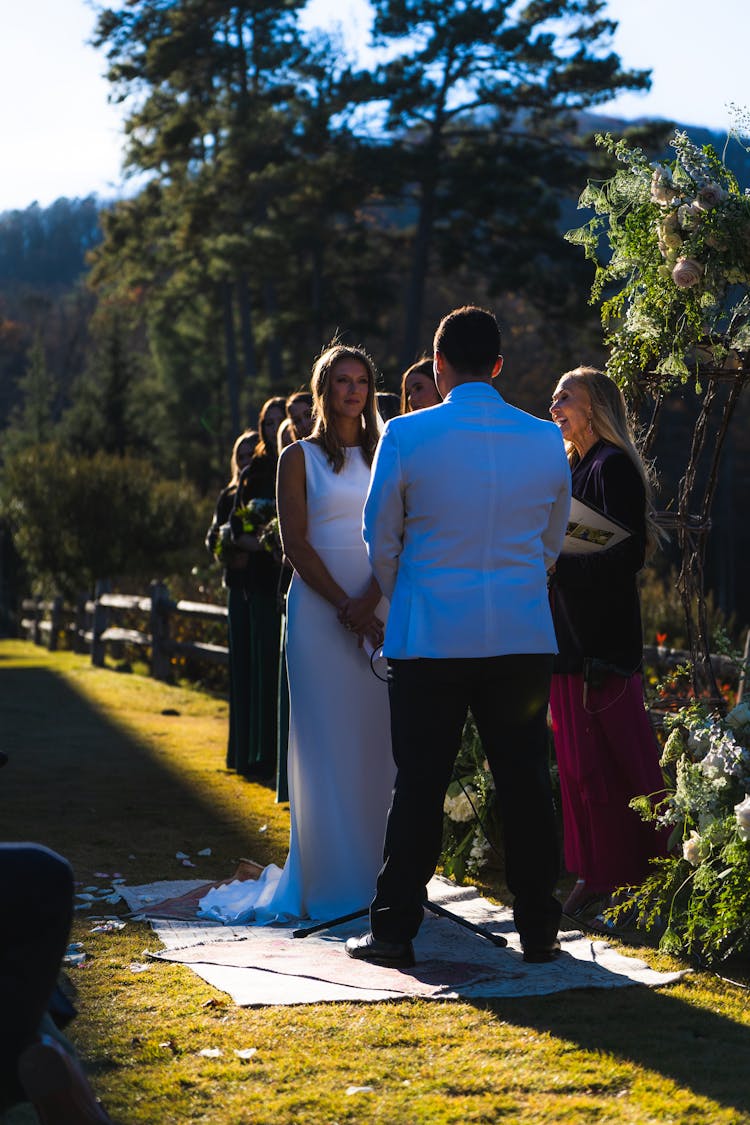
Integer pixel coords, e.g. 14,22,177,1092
119,875,686,1006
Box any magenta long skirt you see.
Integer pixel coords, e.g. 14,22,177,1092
549,673,667,895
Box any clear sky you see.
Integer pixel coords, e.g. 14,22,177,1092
0,0,747,213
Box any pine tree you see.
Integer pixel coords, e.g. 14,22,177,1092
364,0,651,365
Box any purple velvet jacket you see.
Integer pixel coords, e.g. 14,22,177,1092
550,440,646,675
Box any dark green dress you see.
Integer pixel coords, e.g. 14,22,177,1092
206,455,281,779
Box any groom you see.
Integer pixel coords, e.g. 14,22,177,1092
345,305,571,966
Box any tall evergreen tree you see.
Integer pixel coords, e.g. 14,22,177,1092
3,332,56,457
92,0,310,436
364,0,651,365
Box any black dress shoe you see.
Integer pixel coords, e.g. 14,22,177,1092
522,939,561,964
345,932,415,967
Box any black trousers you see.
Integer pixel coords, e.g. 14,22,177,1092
370,654,561,949
0,844,73,1108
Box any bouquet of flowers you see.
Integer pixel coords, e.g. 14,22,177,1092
212,499,277,563
441,719,501,884
258,515,282,558
566,121,750,386
232,498,276,537
616,698,750,963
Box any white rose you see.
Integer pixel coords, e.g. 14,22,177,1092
682,831,703,865
696,182,726,209
672,257,703,288
734,795,750,842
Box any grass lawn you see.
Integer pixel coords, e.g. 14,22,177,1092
2,638,750,1125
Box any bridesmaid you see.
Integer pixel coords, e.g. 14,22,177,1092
239,397,285,779
205,429,258,773
400,357,441,413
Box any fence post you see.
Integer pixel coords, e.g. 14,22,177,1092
73,593,88,654
91,579,111,667
149,580,173,682
31,599,42,646
48,596,62,651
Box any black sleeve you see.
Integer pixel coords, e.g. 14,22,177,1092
205,488,234,556
553,455,646,590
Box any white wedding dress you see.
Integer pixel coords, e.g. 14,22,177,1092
198,441,395,924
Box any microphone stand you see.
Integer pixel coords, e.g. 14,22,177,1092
292,900,507,948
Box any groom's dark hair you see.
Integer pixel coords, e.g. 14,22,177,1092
433,306,501,378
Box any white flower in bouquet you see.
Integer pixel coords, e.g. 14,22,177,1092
677,201,704,231
687,724,712,755
698,744,726,777
443,784,476,823
651,165,676,205
468,831,492,871
682,831,703,866
735,795,750,842
696,182,727,209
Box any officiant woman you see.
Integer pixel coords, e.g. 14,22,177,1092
547,366,666,917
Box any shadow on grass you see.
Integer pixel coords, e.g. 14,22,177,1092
0,664,276,882
478,975,750,1116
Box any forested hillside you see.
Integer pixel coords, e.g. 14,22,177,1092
1,0,748,631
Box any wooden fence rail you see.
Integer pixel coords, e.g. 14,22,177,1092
17,584,748,703
20,580,229,681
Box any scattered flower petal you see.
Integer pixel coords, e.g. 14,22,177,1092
90,920,126,933
345,1086,374,1096
64,951,88,966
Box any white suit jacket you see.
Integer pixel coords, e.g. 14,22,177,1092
363,381,571,659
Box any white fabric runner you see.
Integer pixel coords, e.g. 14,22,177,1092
119,876,685,1006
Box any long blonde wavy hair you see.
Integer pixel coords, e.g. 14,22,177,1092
557,366,662,554
310,343,381,473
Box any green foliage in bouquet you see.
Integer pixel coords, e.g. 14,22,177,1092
566,123,750,387
234,499,276,536
613,696,750,964
211,500,277,564
440,718,501,885
258,514,282,557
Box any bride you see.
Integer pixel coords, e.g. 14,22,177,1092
199,344,395,924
